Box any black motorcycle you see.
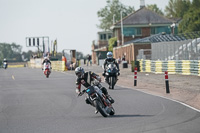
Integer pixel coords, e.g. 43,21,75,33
104,64,119,89
78,85,115,117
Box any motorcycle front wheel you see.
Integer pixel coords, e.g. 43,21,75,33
94,100,108,117
110,77,115,89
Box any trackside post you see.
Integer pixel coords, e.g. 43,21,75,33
165,71,170,93
134,67,137,86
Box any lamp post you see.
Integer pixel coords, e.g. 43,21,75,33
171,23,176,35
121,11,124,45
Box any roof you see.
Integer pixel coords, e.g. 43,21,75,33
124,31,200,44
115,7,176,26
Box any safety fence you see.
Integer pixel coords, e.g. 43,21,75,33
139,60,200,76
27,59,66,71
8,65,25,68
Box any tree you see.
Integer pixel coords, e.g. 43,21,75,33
0,43,23,62
178,0,200,33
147,4,164,16
22,50,34,61
76,51,84,59
108,37,117,52
97,0,134,31
165,0,190,18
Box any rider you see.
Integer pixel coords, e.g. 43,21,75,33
3,58,8,67
3,58,7,63
102,52,120,82
75,67,114,105
42,57,52,71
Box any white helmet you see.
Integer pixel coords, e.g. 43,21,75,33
44,57,48,60
107,52,113,59
75,67,85,78
4,58,6,61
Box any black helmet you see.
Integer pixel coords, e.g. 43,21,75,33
75,67,85,78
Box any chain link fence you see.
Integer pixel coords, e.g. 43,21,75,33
137,37,200,60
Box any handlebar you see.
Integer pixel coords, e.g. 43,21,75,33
77,89,86,97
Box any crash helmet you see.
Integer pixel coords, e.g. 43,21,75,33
107,52,113,59
4,58,6,61
44,57,48,61
75,67,85,78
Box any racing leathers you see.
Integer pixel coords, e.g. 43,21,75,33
103,58,120,82
75,71,114,104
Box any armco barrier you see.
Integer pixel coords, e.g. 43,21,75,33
167,61,176,74
198,61,200,76
145,60,151,72
155,61,162,74
28,59,66,72
8,65,25,68
138,60,200,76
175,60,182,74
182,60,191,75
139,60,143,72
51,61,65,71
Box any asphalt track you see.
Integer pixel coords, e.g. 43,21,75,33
0,68,200,133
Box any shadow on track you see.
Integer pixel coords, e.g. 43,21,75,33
110,114,154,118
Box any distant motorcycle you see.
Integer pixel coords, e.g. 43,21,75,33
104,63,119,89
78,84,115,117
43,62,51,78
3,62,7,69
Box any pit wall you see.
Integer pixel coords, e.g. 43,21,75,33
139,60,200,76
27,59,66,71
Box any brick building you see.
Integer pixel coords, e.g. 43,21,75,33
92,3,180,64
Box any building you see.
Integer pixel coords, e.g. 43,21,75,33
92,0,181,64
91,31,112,64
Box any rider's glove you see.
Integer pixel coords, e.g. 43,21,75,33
102,73,104,76
97,76,101,82
76,89,80,94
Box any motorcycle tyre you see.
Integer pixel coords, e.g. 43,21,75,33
109,107,115,115
94,100,108,117
111,77,115,89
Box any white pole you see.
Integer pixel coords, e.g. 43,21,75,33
121,11,124,45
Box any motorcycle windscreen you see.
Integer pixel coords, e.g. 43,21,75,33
86,86,96,95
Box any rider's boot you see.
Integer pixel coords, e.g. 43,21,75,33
85,98,91,105
95,109,98,114
106,95,114,104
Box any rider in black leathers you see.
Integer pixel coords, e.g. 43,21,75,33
102,52,120,83
75,67,114,105
42,57,51,65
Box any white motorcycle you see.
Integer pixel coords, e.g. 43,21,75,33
3,62,7,69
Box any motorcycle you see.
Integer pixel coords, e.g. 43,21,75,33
78,85,115,117
43,62,51,78
3,62,7,69
104,63,119,89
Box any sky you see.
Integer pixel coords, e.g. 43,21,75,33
0,0,169,55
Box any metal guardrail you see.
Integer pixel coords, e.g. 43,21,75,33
139,60,200,76
27,59,66,71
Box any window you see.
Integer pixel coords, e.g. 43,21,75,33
136,28,141,35
100,34,106,40
123,27,135,36
151,27,156,34
108,34,112,39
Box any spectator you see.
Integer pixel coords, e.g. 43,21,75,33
87,54,92,66
117,56,121,64
122,54,126,61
